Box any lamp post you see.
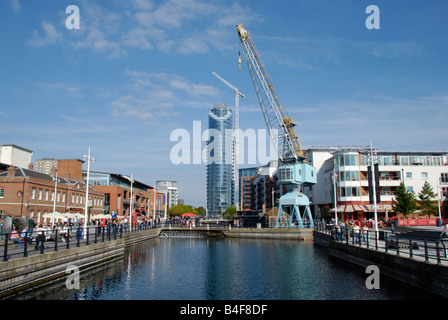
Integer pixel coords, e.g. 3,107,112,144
437,185,442,223
332,168,339,224
83,147,95,233
368,142,379,233
130,174,134,230
153,185,157,220
52,169,58,228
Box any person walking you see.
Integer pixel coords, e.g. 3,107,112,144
34,224,47,251
28,218,37,237
362,224,369,244
353,223,361,245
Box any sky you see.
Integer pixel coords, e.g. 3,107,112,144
1,0,447,208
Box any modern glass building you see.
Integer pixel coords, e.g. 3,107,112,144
206,103,234,217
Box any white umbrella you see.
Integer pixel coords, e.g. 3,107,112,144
43,211,66,219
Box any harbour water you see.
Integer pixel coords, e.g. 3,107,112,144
10,237,439,300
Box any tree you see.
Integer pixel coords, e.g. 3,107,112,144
168,204,197,217
392,182,417,216
224,206,236,219
417,181,437,217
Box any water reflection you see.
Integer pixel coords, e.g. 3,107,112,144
7,237,439,300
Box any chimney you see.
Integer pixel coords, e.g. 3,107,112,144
7,166,16,177
50,166,57,178
28,163,34,171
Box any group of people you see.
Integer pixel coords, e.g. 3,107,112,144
6,219,72,250
330,219,371,244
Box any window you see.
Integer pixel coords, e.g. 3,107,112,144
421,172,428,179
38,189,42,200
441,173,448,184
407,186,414,193
406,172,412,179
31,188,36,199
0,188,4,198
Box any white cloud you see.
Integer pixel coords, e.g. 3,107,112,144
110,69,220,122
28,0,259,58
10,0,20,13
28,21,62,47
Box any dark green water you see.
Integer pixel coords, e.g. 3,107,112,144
10,237,439,300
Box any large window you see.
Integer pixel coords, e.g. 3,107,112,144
336,153,359,167
338,187,360,198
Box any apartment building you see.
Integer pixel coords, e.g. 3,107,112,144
305,147,448,222
86,171,165,218
0,144,33,169
156,180,178,209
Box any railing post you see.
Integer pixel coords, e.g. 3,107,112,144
66,229,70,250
436,239,441,265
86,226,89,245
424,238,428,263
409,236,413,259
3,234,9,261
384,232,387,252
76,227,81,247
396,234,399,256
375,231,378,251
23,230,28,258
366,231,369,249
54,230,58,251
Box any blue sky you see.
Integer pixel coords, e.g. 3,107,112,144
1,0,447,207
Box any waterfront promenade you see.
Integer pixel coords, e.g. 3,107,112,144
314,223,448,266
2,220,447,298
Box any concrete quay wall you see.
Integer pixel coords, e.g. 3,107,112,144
313,231,448,298
223,228,313,240
0,228,161,298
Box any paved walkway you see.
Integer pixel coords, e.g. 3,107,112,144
329,226,448,267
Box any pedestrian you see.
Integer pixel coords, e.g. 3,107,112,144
34,224,46,251
60,223,69,242
440,223,448,258
21,226,33,245
362,225,369,244
335,223,341,241
10,226,24,248
353,223,360,244
28,217,37,237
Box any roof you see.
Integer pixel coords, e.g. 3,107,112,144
87,170,154,189
0,144,33,154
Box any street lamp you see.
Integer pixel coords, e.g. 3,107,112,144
332,168,339,224
437,185,442,224
52,169,58,228
123,174,134,230
368,141,379,233
83,147,95,233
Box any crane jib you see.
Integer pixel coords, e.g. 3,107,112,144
237,24,304,162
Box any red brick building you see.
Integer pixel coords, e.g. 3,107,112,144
0,165,104,224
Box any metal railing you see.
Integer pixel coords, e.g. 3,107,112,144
1,221,161,262
315,222,448,266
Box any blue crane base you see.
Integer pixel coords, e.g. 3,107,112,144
275,191,314,228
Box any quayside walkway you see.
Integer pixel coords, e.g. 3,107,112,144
314,222,448,266
313,222,448,298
